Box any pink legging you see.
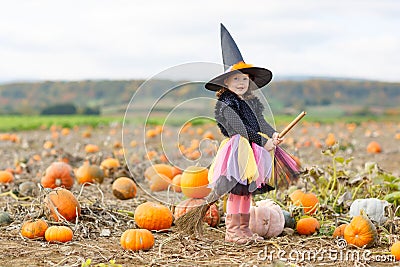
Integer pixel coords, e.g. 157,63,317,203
226,193,251,214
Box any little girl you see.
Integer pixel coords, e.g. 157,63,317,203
205,24,282,244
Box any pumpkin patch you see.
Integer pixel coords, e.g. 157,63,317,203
0,118,400,265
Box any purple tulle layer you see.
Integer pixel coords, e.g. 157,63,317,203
208,134,272,189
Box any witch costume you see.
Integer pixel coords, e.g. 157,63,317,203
206,24,276,197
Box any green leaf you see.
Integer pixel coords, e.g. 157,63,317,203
384,192,400,203
334,156,345,163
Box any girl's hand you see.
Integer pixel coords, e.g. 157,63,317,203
264,139,276,151
272,132,284,146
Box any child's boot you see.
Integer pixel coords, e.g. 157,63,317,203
240,213,263,241
225,214,247,244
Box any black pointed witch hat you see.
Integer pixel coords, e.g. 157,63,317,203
205,24,273,91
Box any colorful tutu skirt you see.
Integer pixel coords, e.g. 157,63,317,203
208,134,273,196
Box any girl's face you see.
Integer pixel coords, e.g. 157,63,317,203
224,73,250,97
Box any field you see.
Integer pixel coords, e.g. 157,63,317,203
1,116,400,267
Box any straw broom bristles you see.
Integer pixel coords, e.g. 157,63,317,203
174,189,221,236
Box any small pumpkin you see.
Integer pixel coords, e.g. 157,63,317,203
296,217,320,235
289,189,319,214
174,198,220,227
249,199,285,238
100,158,120,177
45,188,81,222
41,162,75,190
180,166,211,199
45,226,73,243
84,144,100,153
0,170,14,184
149,173,171,192
171,174,182,192
344,211,377,248
0,212,12,225
18,181,39,197
282,210,296,229
21,219,48,239
112,177,137,200
390,241,400,261
325,133,336,146
366,141,382,154
75,164,104,185
134,202,173,231
120,229,155,251
332,224,348,238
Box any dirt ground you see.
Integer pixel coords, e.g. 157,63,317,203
1,121,400,267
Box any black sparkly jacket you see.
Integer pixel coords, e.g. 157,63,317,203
215,90,276,147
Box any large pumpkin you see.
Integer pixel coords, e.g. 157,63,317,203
120,229,155,251
174,198,220,227
45,188,81,222
289,189,319,214
75,164,104,185
21,219,48,239
344,212,377,248
180,166,211,198
41,162,75,190
134,202,173,231
249,199,285,238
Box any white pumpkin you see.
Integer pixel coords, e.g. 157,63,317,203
349,198,389,225
249,199,285,238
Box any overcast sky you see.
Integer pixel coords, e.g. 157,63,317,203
0,0,399,83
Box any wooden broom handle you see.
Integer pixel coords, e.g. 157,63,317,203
278,111,307,138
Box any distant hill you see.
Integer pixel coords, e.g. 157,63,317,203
0,79,399,115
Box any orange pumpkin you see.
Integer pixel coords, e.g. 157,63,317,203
171,174,182,192
344,212,377,248
390,241,400,261
0,170,14,184
296,217,320,235
120,229,155,251
180,166,211,198
171,166,182,177
75,164,104,185
20,219,48,239
45,188,81,222
84,144,100,153
41,162,75,190
144,164,174,180
134,202,173,231
149,173,171,192
100,158,120,177
325,133,336,146
366,141,382,154
61,128,70,136
43,140,54,149
45,226,73,243
289,189,319,214
112,177,137,200
174,198,220,227
332,224,348,238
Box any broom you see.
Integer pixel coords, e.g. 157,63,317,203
174,111,306,236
